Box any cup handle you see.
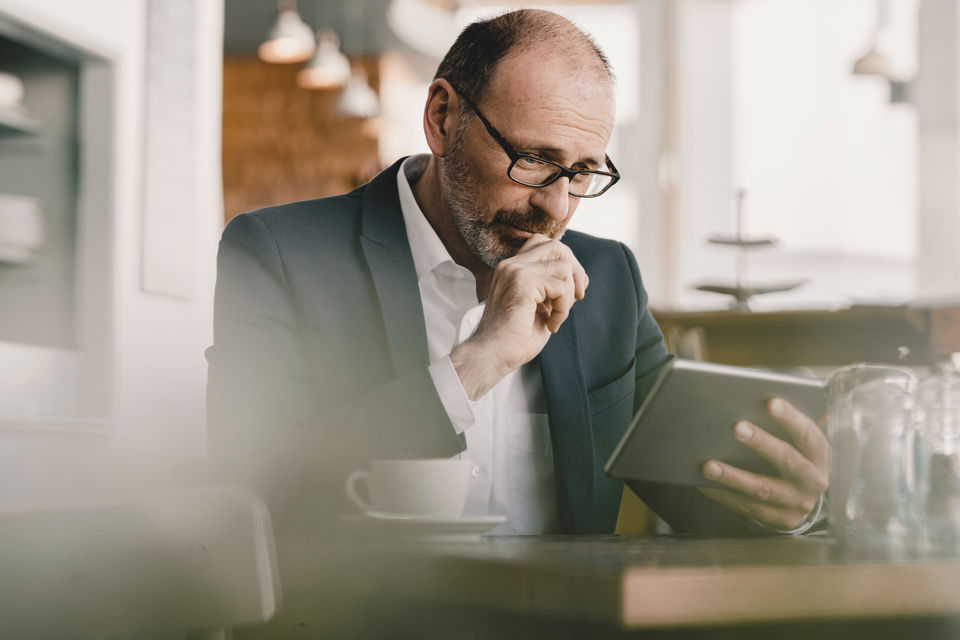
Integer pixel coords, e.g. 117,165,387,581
345,470,373,513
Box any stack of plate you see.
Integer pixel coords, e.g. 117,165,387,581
0,194,45,264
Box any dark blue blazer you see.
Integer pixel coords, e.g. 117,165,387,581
207,159,754,536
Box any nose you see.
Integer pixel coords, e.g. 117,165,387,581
530,177,571,223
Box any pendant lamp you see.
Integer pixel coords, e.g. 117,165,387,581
297,30,352,90
852,0,893,79
258,1,316,64
333,0,380,117
336,67,380,119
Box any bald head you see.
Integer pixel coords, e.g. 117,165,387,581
434,9,613,104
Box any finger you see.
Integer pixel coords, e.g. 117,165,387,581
538,276,574,333
510,240,588,300
701,459,816,513
732,421,828,494
698,487,812,531
502,259,577,311
572,261,588,300
516,233,555,255
510,240,572,266
768,398,830,470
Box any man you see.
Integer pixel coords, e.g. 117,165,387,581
207,9,827,538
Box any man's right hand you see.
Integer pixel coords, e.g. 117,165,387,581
450,234,588,400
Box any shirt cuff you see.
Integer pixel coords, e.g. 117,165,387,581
428,355,480,434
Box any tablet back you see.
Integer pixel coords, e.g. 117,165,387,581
604,359,827,487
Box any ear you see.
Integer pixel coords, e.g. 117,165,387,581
422,78,461,157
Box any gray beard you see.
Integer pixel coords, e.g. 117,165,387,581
439,118,564,268
439,124,512,268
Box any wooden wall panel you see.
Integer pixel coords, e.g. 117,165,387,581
222,57,382,222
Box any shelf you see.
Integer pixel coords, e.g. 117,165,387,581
0,105,39,137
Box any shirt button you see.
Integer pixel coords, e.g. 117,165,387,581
471,465,480,478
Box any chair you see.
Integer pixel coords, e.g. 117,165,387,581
0,484,281,639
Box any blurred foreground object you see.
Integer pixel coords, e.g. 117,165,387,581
0,485,280,639
0,194,45,264
0,71,25,108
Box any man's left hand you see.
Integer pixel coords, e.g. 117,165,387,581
699,398,829,531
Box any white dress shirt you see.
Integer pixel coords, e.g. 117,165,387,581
397,155,561,535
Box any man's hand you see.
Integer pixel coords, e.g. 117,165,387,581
451,234,588,400
699,398,829,531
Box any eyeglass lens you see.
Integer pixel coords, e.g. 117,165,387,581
510,157,614,197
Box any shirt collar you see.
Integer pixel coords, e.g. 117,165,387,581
397,154,457,282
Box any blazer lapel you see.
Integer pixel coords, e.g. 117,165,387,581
359,159,429,375
538,310,594,534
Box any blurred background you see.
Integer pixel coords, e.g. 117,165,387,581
0,0,948,477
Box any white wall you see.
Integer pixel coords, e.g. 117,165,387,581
916,0,960,299
0,0,223,454
672,0,735,307
659,0,919,310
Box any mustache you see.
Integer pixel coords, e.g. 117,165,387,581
492,207,561,236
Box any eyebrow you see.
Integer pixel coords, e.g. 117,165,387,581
516,143,605,170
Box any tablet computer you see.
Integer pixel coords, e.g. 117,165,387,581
604,359,827,487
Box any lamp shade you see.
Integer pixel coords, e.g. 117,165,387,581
852,44,893,78
336,68,380,118
258,4,316,64
297,30,352,90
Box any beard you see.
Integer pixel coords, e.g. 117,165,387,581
439,116,566,268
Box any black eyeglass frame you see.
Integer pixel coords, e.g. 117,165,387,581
451,86,621,199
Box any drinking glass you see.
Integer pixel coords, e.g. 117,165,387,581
827,364,917,552
914,367,960,555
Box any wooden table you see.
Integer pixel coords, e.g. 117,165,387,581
652,304,960,367
250,533,960,639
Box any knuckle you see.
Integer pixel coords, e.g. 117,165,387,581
800,429,818,450
782,451,803,476
756,479,774,501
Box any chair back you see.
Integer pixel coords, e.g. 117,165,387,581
0,484,280,638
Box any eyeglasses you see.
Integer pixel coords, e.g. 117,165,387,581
451,86,620,198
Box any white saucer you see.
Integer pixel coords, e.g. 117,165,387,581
338,512,506,537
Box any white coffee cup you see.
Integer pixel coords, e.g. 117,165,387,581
344,459,472,518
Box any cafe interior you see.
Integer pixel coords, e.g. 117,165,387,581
3,0,960,637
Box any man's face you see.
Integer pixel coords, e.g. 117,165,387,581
439,46,616,268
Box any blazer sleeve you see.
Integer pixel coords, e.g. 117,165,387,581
206,213,465,536
618,244,758,536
